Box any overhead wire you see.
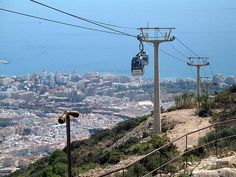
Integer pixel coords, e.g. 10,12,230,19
0,8,124,35
202,67,208,78
175,37,210,78
159,49,186,63
147,42,185,63
2,1,213,80
157,29,213,78
168,42,188,58
209,63,215,77
189,66,196,79
157,29,188,58
157,30,198,79
175,36,199,56
147,42,196,79
30,0,137,38
28,0,137,30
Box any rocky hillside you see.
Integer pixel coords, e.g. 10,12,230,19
191,154,236,176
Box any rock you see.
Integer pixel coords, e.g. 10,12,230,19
187,144,194,150
216,157,231,169
229,156,236,168
155,174,170,177
217,168,236,177
191,170,219,177
212,155,236,169
197,156,217,170
191,168,236,177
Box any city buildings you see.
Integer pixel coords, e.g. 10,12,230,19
0,71,234,175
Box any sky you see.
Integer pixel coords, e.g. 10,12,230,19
0,0,236,79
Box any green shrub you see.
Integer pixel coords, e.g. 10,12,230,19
150,134,169,149
175,92,195,109
78,163,97,173
229,84,236,93
131,143,150,155
196,91,214,117
198,126,236,151
97,150,123,165
9,114,153,177
52,162,67,177
49,150,67,165
90,129,113,142
113,119,138,135
177,170,191,177
125,163,148,177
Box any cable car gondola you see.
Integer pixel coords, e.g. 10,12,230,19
131,55,144,76
139,51,149,65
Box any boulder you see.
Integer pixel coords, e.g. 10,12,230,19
191,168,236,177
191,170,219,177
216,156,231,169
229,155,236,168
217,168,236,177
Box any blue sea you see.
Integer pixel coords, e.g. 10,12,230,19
0,0,235,78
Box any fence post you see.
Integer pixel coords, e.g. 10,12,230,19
185,135,188,169
215,125,218,157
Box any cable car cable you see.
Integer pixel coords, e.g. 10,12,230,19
159,49,186,63
202,67,208,78
175,37,200,56
209,63,215,76
147,42,196,79
189,66,197,79
147,42,187,63
0,8,124,36
28,1,137,30
158,29,188,58
30,0,137,38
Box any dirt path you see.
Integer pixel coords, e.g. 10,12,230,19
163,109,212,151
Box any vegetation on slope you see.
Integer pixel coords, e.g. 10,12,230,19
174,90,216,117
174,92,195,109
8,114,154,177
196,91,214,117
10,85,236,177
199,126,236,153
196,85,236,157
9,110,179,177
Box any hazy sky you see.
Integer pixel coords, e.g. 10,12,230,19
0,0,235,79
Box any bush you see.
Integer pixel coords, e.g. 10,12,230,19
9,114,153,177
97,150,123,165
90,129,113,142
125,163,148,177
175,92,195,109
229,84,236,93
53,162,67,177
20,128,31,136
131,143,150,155
113,119,138,135
49,150,67,165
198,126,236,151
196,91,214,117
151,134,169,149
78,163,97,173
177,170,191,177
